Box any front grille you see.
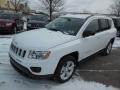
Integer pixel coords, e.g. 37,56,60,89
0,24,5,27
11,43,26,58
32,24,43,28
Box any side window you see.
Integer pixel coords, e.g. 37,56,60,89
113,19,117,27
116,19,120,28
107,20,112,29
83,19,99,37
99,19,110,31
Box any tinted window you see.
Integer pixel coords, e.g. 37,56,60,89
113,19,117,28
99,19,110,31
107,19,112,28
113,19,120,28
84,19,99,33
116,19,120,28
45,17,86,35
30,15,48,21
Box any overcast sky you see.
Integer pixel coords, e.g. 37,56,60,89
28,0,113,14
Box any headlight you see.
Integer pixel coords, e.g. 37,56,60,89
28,51,51,59
6,23,12,26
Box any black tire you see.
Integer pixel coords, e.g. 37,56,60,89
11,27,17,34
102,41,113,56
54,56,76,83
118,32,120,37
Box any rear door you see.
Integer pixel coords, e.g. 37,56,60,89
97,19,112,49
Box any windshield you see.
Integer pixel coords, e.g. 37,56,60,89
45,17,85,36
0,13,20,20
30,15,48,21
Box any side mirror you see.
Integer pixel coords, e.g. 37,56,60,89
83,30,95,37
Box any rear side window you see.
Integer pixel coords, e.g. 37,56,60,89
113,19,117,28
107,20,112,28
113,19,120,28
99,19,111,31
116,19,120,28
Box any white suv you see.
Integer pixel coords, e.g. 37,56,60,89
9,14,117,83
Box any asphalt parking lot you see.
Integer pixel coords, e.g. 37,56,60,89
75,47,120,88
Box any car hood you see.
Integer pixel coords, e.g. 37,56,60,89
13,28,77,51
0,19,14,23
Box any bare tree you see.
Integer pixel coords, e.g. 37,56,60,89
40,0,64,21
110,0,120,16
6,1,10,10
9,0,26,13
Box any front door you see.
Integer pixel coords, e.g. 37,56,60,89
79,19,101,60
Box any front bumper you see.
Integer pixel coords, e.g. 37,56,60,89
0,27,12,33
10,55,52,78
0,26,23,34
9,47,59,76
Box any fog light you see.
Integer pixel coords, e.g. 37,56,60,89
30,67,41,73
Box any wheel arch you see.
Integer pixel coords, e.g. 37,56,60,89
55,51,79,71
53,51,79,82
110,38,115,44
60,51,79,64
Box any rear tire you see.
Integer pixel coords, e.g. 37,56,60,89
54,56,76,83
102,41,113,56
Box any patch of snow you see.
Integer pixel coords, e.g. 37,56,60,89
52,79,119,90
113,38,120,48
0,70,119,90
0,38,12,45
0,35,13,38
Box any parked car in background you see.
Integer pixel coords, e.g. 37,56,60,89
27,14,49,30
0,12,23,34
9,14,117,83
111,17,120,37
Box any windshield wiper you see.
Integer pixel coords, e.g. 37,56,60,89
47,28,67,35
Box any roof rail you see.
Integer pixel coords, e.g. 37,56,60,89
62,12,117,17
86,14,94,20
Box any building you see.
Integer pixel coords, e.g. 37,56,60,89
0,0,14,10
0,0,7,9
0,0,30,13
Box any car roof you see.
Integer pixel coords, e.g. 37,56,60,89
62,14,92,19
111,16,120,19
61,14,111,20
30,13,48,16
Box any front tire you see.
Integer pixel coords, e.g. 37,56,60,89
11,27,17,34
54,56,76,83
